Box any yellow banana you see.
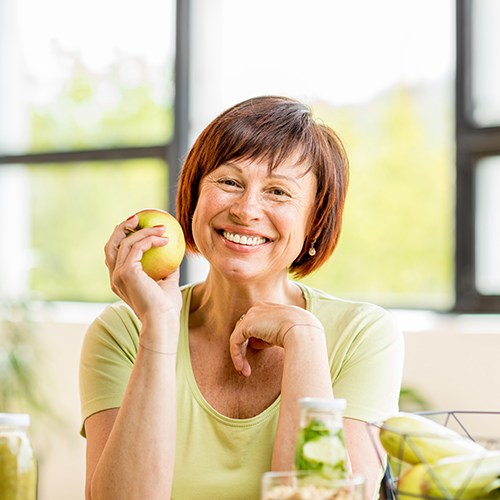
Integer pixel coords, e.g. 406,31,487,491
396,463,428,500
484,486,500,499
397,451,500,499
379,412,485,464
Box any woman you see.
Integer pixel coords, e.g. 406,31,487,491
80,96,404,500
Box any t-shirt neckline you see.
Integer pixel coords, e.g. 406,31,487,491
179,283,283,427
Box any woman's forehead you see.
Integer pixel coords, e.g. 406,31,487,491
216,155,313,178
224,147,313,175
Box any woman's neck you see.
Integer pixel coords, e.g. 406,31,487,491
188,271,304,339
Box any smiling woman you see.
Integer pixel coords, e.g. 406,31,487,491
191,0,455,311
79,95,404,500
190,157,317,281
0,0,455,309
177,96,349,278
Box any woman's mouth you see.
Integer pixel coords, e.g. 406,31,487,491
221,230,268,247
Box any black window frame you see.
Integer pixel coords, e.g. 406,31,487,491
455,0,500,313
0,0,191,284
2,0,499,313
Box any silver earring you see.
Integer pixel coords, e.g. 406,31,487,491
308,240,316,257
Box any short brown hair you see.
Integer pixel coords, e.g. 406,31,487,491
176,95,349,278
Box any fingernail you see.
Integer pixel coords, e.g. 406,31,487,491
126,214,136,221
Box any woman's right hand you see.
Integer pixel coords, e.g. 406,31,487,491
104,214,182,321
88,214,181,500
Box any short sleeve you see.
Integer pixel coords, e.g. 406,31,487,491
332,307,405,423
79,302,141,436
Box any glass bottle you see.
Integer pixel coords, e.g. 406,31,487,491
294,397,349,480
0,413,37,500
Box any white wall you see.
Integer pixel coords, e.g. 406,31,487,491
19,311,500,499
30,320,87,500
401,315,500,440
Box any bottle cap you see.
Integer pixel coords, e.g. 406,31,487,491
299,397,346,411
0,413,31,427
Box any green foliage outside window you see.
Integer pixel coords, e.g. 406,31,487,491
27,57,170,302
26,58,453,308
29,160,167,302
302,86,454,310
30,55,173,152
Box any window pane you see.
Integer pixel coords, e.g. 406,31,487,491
470,0,500,127
191,0,455,309
0,166,31,299
0,0,175,154
475,157,500,295
0,160,168,302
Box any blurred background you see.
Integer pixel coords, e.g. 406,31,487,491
0,0,499,498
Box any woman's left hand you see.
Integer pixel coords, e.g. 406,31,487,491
229,302,324,377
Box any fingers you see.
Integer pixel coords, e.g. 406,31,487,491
247,338,273,350
104,214,139,270
229,310,274,377
230,306,276,377
114,226,167,272
229,303,322,377
104,214,171,301
229,327,251,377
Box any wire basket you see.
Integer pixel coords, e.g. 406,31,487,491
367,411,500,500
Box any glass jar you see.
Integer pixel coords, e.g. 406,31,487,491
0,413,37,500
294,397,348,480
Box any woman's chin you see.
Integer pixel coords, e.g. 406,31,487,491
215,261,272,283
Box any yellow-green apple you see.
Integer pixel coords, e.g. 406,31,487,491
128,208,186,280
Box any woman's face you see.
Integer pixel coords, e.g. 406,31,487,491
191,154,317,281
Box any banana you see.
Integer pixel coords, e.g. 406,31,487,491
484,486,500,499
397,451,500,499
396,463,427,500
379,412,486,464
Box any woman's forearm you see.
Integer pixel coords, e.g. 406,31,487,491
271,326,334,470
272,326,385,500
89,317,179,500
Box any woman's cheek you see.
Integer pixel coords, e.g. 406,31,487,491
190,194,222,252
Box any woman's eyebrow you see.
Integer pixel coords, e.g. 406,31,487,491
268,173,301,188
221,162,243,172
220,161,303,187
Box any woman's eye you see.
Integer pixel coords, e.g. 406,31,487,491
218,178,238,187
270,188,289,197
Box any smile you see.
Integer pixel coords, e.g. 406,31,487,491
222,231,267,246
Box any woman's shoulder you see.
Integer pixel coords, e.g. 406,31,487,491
84,302,141,352
297,283,403,359
95,283,196,326
297,282,389,318
298,282,401,338
87,284,194,341
92,301,138,327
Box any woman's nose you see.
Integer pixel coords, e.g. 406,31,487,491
229,188,262,223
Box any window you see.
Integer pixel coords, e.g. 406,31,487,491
190,0,455,311
455,0,500,312
0,0,188,302
1,0,498,313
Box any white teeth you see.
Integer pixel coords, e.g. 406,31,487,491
222,231,266,246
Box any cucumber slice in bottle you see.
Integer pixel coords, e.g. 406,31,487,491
303,435,345,466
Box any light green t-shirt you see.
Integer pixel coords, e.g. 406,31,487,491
79,282,404,500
